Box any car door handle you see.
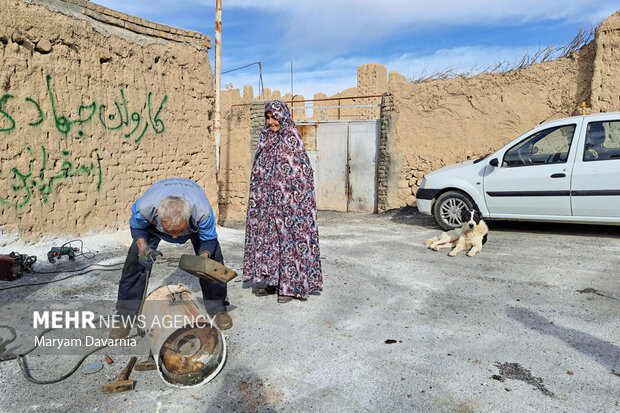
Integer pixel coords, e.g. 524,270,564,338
550,173,566,178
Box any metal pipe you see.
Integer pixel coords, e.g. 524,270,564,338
214,0,222,182
289,104,380,110
285,94,383,104
229,94,384,113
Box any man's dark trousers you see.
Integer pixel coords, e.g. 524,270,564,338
116,230,229,317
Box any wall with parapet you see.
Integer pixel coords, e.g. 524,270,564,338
0,0,214,244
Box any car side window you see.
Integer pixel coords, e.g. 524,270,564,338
583,120,620,162
503,124,576,167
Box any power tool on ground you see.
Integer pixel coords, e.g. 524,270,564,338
47,247,80,263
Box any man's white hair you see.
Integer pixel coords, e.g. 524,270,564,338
158,196,191,230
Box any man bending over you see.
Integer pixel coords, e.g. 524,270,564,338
109,178,232,339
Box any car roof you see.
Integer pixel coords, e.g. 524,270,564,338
539,112,620,127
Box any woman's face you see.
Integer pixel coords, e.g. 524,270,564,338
266,112,281,132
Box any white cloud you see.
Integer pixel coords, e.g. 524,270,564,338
92,0,618,98
97,1,618,32
97,0,617,67
94,1,617,55
220,0,613,22
218,1,616,51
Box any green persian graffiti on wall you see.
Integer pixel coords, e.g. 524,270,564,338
0,74,169,208
0,75,168,143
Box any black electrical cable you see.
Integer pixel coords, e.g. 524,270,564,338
60,239,96,260
0,266,123,291
1,316,142,384
0,325,17,360
3,239,119,278
0,241,183,384
0,326,53,362
32,261,123,275
16,330,142,385
221,61,261,74
222,61,264,97
0,257,180,291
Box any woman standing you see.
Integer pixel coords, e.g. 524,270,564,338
243,100,323,303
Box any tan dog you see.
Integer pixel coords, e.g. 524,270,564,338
426,209,488,257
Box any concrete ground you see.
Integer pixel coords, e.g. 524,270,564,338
0,209,618,412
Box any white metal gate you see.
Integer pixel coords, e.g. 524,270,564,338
315,120,380,212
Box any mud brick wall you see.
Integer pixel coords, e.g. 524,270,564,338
385,54,585,209
0,0,214,244
218,91,254,226
589,11,620,112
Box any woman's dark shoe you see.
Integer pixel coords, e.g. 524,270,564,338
254,286,277,297
277,294,293,303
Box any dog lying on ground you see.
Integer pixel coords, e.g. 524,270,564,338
426,209,488,257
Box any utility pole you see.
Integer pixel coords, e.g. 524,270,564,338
214,0,222,182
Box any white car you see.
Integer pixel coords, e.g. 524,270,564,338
417,112,620,230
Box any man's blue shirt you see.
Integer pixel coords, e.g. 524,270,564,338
129,178,218,255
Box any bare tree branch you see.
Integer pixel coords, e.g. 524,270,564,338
406,25,595,83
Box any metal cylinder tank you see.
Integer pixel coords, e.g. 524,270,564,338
142,284,226,388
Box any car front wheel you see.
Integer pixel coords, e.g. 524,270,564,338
433,191,475,230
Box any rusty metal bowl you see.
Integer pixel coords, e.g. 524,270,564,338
143,284,226,388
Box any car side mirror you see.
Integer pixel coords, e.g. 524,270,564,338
489,158,499,167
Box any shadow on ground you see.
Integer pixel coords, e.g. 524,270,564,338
507,306,620,374
385,206,620,239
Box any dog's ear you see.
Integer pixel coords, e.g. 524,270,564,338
474,210,481,223
460,208,470,222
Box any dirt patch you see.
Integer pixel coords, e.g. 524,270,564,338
493,362,555,397
238,379,285,412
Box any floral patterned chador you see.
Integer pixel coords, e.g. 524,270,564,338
242,100,323,299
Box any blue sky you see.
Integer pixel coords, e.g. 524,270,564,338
95,1,618,98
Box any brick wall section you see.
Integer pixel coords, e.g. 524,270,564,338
250,101,267,155
216,99,269,226
0,0,214,244
377,93,393,212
